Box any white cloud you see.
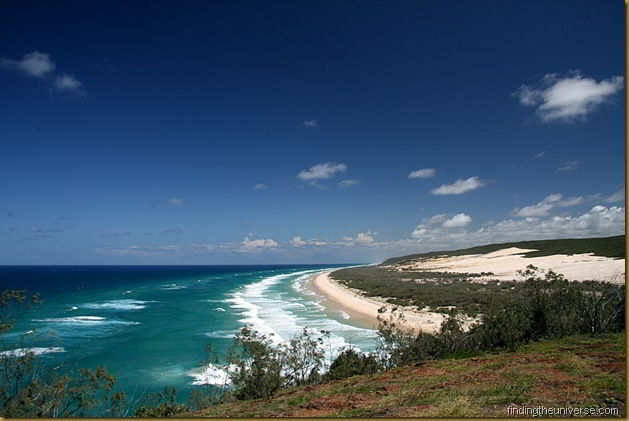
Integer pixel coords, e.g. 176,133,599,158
1,51,85,95
338,179,359,188
54,73,82,92
431,177,486,195
412,212,471,237
606,189,624,203
254,183,267,190
297,162,347,181
557,161,578,171
167,198,183,205
533,151,545,159
514,72,623,122
512,193,587,217
426,214,449,224
442,213,472,228
289,236,328,247
303,119,319,128
340,229,380,246
1,51,56,78
356,230,375,244
410,206,624,250
408,168,436,179
239,236,279,253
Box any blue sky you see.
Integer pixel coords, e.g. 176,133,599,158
0,0,624,264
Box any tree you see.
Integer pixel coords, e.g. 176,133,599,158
0,290,127,417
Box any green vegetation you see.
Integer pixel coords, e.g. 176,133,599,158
323,348,380,382
331,265,518,314
382,234,625,265
192,333,625,417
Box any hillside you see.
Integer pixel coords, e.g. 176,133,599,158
382,235,625,265
192,334,625,417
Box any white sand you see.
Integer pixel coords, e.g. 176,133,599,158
312,271,450,334
394,247,625,283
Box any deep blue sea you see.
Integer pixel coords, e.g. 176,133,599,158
0,265,378,402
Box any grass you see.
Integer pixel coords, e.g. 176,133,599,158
190,333,625,417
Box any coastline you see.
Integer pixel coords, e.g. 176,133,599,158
311,270,447,334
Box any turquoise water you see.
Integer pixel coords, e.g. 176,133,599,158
0,265,378,400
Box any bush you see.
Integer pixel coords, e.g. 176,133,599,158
135,387,188,417
374,266,625,367
376,308,441,369
324,348,380,381
279,328,328,387
226,326,284,400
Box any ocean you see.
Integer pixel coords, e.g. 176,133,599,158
0,265,379,401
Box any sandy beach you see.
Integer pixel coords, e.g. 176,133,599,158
312,271,450,334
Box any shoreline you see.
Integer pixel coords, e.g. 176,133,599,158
311,270,447,334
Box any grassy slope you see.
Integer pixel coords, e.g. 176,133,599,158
383,235,625,265
192,333,625,417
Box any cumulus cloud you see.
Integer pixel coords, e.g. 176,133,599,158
0,51,55,78
442,213,472,228
297,162,347,181
254,183,267,190
408,168,436,179
533,151,545,159
303,119,319,128
512,193,589,217
1,51,85,95
557,161,578,171
410,206,624,251
239,236,279,253
167,198,183,205
412,212,471,237
289,236,328,247
54,73,82,92
431,177,486,195
340,230,380,246
338,179,359,188
513,72,623,122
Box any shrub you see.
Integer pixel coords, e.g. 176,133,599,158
279,328,328,387
135,387,188,417
226,326,284,400
324,348,380,381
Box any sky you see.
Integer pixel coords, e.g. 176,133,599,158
0,0,625,264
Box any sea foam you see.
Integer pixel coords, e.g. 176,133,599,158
225,269,376,355
33,316,140,326
0,347,65,357
188,363,233,386
82,299,152,311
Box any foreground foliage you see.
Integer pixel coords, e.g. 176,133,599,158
192,333,625,417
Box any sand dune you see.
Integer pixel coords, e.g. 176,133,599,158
393,247,625,283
